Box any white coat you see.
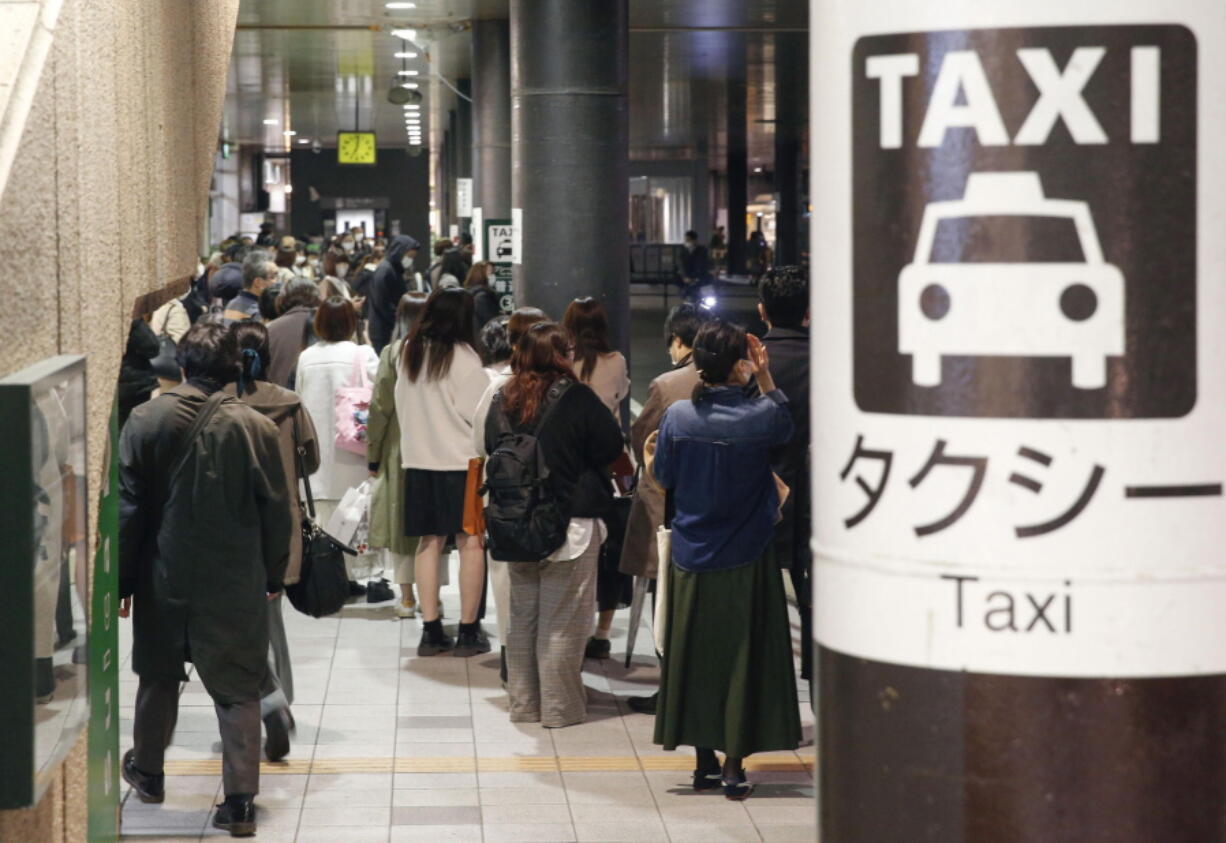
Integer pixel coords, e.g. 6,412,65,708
295,340,379,500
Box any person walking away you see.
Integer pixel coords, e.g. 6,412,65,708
651,320,801,799
119,323,293,836
367,293,428,618
465,261,503,335
368,234,421,353
620,304,706,714
561,298,630,658
394,288,491,655
757,267,812,698
294,298,379,593
680,230,714,299
484,323,624,727
472,308,549,682
225,322,321,763
265,278,322,388
223,249,278,324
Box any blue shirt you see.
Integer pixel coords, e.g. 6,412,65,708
654,386,794,572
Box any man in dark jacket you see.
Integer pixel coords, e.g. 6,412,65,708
758,266,812,690
265,277,322,388
679,229,714,297
223,249,278,324
118,322,292,837
368,234,420,353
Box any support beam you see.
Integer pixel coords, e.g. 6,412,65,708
510,0,629,352
472,19,511,219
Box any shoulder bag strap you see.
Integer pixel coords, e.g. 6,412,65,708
532,379,573,436
168,392,228,481
291,412,316,520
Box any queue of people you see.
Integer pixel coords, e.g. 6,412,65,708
117,223,811,836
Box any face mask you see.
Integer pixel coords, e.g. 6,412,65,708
336,264,349,277
341,241,355,253
365,262,378,271
308,257,319,267
294,255,306,266
401,256,413,270
355,233,365,243
685,241,696,251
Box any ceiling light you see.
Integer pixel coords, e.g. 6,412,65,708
403,103,420,110
753,166,763,173
401,82,419,89
397,70,420,76
386,2,417,8
297,138,311,144
284,184,293,194
392,28,417,41
262,118,279,125
394,51,418,59
283,130,297,136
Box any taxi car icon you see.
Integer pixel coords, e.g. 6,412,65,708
898,171,1124,390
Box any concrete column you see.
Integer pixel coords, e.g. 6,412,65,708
813,3,1223,839
725,33,748,276
472,19,511,218
510,0,629,351
774,33,805,266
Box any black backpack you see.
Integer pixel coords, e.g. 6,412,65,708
483,379,573,562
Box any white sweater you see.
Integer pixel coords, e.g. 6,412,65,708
395,344,491,471
295,340,380,500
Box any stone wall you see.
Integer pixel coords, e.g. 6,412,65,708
0,0,238,839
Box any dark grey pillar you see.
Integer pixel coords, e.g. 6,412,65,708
472,19,511,218
456,79,473,235
725,33,748,276
774,33,806,266
446,110,458,235
511,0,629,352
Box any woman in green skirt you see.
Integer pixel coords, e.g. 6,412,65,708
651,319,801,800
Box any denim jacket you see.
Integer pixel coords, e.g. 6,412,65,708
654,386,794,572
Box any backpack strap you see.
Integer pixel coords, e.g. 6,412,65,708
168,391,228,482
532,378,573,436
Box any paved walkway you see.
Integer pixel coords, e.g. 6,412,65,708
118,554,815,842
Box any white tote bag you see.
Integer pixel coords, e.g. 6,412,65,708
326,480,372,551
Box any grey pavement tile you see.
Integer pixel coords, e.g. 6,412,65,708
389,824,484,841
481,803,573,825
569,801,661,823
757,825,818,842
482,822,577,843
394,771,479,789
573,821,669,842
663,823,764,843
478,785,567,805
391,805,483,826
306,772,394,793
399,715,474,729
300,805,392,827
392,788,480,807
296,827,390,843
477,771,563,788
745,804,817,826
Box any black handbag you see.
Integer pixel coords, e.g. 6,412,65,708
285,416,356,618
149,300,183,380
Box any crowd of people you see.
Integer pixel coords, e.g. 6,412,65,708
116,224,811,837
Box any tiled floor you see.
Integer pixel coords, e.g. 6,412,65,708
117,554,816,842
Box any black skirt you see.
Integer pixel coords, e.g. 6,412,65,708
403,468,468,537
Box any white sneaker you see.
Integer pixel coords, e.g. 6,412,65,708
396,601,417,619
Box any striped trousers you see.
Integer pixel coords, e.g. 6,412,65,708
506,540,599,728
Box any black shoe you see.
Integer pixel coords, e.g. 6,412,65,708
121,749,165,803
627,692,657,715
693,769,723,791
723,776,755,801
212,794,256,837
263,708,291,762
35,657,54,702
417,620,454,656
348,580,368,597
366,577,395,603
584,637,611,660
453,623,491,658
499,646,508,686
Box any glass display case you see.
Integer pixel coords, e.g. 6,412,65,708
0,355,89,808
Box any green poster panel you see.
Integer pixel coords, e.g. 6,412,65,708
87,395,120,842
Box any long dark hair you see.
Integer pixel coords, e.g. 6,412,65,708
401,287,476,382
562,297,613,382
503,323,575,425
690,318,747,402
230,321,271,395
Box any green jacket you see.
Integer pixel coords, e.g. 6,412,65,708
366,341,419,555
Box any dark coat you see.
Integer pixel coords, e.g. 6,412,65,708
118,319,161,429
369,234,419,353
619,358,700,578
470,285,502,334
761,326,810,569
266,305,316,388
119,383,293,704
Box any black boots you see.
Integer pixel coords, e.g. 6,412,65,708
454,622,491,657
212,794,257,837
584,637,612,660
417,618,455,656
263,708,292,762
121,749,165,803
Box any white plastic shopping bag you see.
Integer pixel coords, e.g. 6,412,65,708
326,480,372,552
653,526,671,655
